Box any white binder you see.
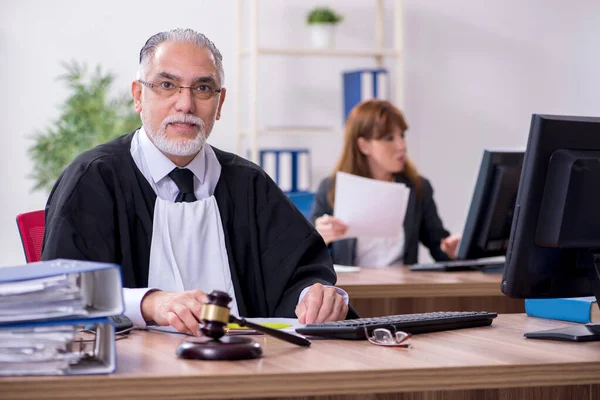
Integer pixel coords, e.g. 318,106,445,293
0,317,116,376
0,259,124,323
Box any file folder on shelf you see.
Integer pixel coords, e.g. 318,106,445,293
0,259,124,323
343,68,389,123
260,149,311,193
0,317,116,376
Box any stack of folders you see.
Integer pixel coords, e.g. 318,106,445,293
0,259,124,376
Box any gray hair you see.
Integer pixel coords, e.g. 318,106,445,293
137,28,224,85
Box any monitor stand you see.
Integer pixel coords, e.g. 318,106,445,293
525,252,600,342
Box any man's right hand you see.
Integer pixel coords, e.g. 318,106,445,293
141,289,208,335
315,214,349,245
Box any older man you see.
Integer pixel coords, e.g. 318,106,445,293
42,29,349,335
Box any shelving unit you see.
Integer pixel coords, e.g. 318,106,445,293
235,0,403,163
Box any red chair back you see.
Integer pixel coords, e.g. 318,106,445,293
16,210,45,263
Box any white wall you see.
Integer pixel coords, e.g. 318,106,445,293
1,0,599,265
402,1,600,261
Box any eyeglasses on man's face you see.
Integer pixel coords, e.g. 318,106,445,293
139,79,222,100
365,327,412,348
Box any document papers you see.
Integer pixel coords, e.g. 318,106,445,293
334,171,410,238
0,323,79,375
0,259,124,323
333,264,361,273
0,260,123,376
145,317,301,336
0,318,116,376
0,274,86,323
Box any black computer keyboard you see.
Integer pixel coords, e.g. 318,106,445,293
408,261,505,273
295,311,498,340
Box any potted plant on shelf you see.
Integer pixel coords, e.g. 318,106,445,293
29,61,140,192
306,6,343,49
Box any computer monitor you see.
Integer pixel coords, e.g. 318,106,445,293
502,114,600,341
456,150,524,261
408,150,523,273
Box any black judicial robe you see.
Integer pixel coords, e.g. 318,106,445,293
41,131,337,318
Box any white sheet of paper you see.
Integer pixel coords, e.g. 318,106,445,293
144,317,303,336
333,264,361,273
334,171,410,238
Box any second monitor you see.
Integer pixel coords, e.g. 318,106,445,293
457,150,524,260
409,150,524,272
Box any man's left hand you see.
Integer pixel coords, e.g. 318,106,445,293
295,283,348,324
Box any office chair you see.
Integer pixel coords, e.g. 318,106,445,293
287,192,315,219
16,210,45,263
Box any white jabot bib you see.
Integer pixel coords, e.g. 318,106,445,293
147,196,239,317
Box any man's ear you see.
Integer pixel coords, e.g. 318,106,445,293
357,137,370,156
131,80,142,114
215,87,226,120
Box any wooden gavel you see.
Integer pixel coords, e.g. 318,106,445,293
199,290,311,347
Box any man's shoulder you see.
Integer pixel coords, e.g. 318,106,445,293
57,132,137,188
47,131,138,207
70,132,136,170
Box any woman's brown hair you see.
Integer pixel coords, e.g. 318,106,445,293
328,99,423,206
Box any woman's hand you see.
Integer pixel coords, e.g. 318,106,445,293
315,214,349,245
441,234,461,259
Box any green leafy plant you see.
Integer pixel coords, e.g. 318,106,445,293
29,61,140,192
306,7,343,25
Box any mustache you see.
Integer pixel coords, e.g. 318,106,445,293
161,114,205,129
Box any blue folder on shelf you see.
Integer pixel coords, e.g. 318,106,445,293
343,68,389,123
260,149,311,193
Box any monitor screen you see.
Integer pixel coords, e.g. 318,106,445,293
456,150,524,260
502,114,600,300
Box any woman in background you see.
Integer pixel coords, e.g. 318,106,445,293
310,99,460,267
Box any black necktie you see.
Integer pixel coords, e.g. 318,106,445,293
168,168,197,203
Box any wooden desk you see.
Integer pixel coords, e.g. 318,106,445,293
336,266,524,317
3,315,600,400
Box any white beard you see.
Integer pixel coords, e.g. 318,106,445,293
142,112,207,157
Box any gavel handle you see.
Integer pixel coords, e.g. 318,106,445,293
229,316,311,347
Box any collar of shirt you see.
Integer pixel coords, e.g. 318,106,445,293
138,126,206,185
132,126,220,202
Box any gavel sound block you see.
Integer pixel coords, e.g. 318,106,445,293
177,290,310,361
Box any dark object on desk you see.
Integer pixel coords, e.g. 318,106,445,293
408,258,505,273
200,290,309,346
109,315,134,333
525,324,600,342
501,114,600,342
177,336,262,360
480,263,505,274
408,151,520,274
455,150,524,262
85,314,134,335
295,311,497,340
177,290,310,361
